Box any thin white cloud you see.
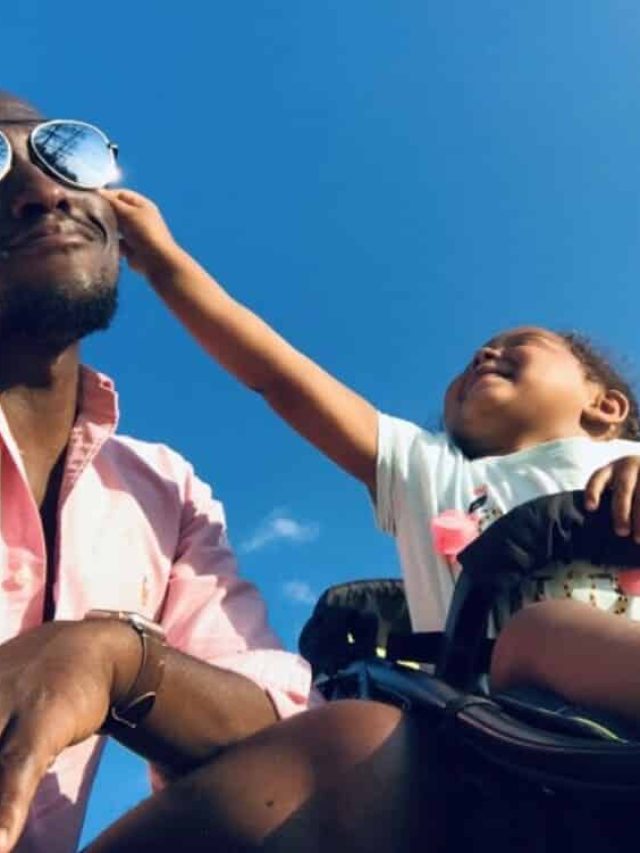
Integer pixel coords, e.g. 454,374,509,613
282,580,317,606
240,509,320,554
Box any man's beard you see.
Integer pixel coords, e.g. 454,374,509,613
0,274,118,352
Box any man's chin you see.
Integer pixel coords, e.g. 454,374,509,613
3,246,106,287
0,275,118,350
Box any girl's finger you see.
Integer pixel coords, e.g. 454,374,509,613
118,237,133,260
584,464,613,510
99,188,149,208
118,239,148,274
631,482,640,544
611,464,637,536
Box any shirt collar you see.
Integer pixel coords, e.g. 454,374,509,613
77,365,119,430
0,364,119,487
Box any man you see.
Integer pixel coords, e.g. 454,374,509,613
0,93,431,853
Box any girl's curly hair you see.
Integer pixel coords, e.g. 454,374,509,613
560,331,640,441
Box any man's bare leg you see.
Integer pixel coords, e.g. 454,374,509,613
84,700,445,853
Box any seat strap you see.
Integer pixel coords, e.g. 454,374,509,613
387,631,495,671
386,631,442,663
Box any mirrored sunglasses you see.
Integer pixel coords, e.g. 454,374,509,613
0,119,119,190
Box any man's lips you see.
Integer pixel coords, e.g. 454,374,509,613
2,219,103,254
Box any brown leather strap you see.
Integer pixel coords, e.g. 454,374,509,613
85,610,168,729
110,628,167,728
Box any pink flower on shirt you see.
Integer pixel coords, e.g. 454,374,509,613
431,509,480,559
617,569,640,596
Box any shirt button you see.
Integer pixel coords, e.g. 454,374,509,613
2,566,30,591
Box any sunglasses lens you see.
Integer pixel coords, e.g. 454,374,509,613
0,133,10,180
31,121,118,188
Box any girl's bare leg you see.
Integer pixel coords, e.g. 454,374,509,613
84,700,446,853
490,598,640,721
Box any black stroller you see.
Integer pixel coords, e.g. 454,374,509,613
299,491,640,852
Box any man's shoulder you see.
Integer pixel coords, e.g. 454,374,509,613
80,367,210,496
103,431,196,485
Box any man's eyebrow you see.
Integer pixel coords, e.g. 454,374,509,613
0,118,44,125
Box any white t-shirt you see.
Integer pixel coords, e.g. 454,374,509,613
375,412,640,632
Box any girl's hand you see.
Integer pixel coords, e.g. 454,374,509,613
99,188,184,279
585,456,640,541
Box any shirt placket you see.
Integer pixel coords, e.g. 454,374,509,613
52,410,116,621
0,370,117,634
0,421,47,635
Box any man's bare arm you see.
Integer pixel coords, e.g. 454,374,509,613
104,625,279,775
0,621,280,851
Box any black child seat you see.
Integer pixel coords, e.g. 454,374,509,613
299,491,640,852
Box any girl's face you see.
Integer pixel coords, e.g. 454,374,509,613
444,327,601,458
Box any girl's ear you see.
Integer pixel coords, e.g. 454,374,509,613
583,388,630,437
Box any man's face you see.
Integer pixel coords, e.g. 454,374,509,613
0,96,120,347
443,326,598,457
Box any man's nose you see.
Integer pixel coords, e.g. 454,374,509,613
7,161,72,219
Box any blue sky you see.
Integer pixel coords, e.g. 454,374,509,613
3,0,640,844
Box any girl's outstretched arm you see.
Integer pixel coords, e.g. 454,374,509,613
101,189,378,489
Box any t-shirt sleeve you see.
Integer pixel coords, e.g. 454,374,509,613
375,412,447,535
158,464,319,723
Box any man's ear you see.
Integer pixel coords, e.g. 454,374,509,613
583,388,630,437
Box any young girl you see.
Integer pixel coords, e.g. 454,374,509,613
101,188,640,725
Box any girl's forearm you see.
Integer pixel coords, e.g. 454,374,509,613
147,249,379,487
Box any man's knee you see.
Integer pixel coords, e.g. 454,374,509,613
170,699,436,848
86,700,443,852
180,699,414,801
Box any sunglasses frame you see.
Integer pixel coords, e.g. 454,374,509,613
0,118,119,190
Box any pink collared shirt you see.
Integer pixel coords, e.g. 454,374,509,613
0,367,316,853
